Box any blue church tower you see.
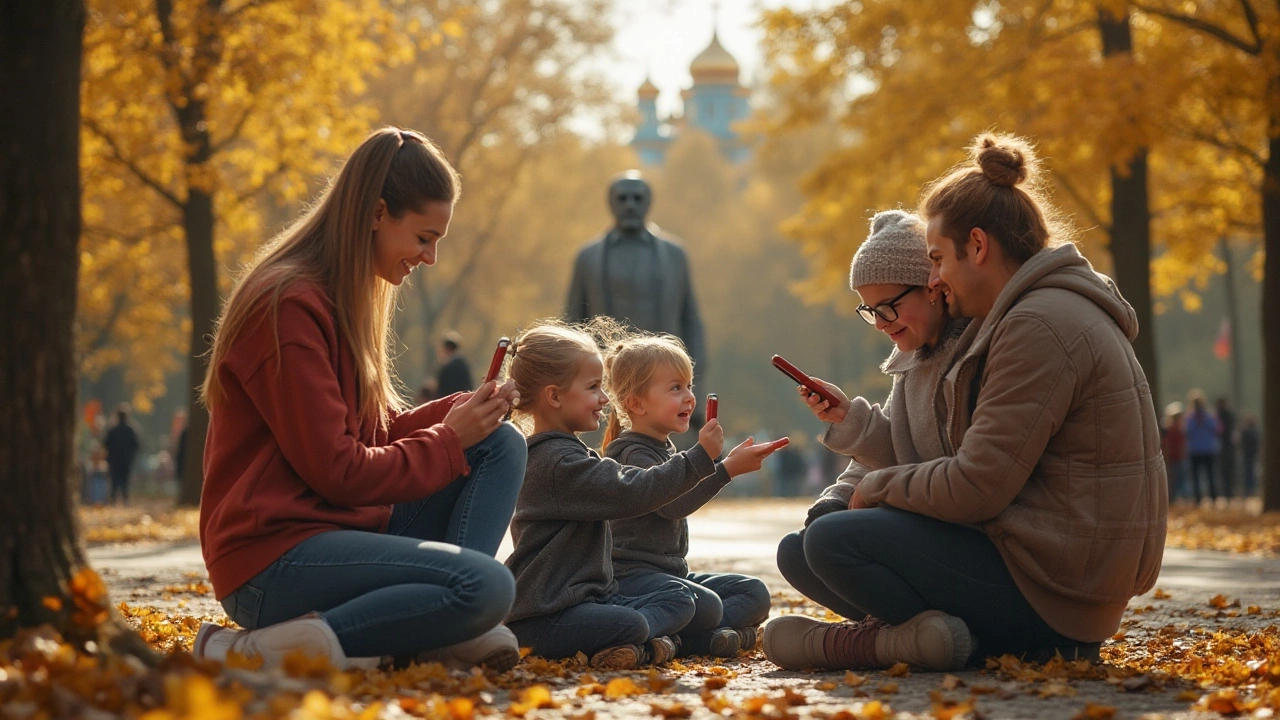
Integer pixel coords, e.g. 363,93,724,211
630,30,750,165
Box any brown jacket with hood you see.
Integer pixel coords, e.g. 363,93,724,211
857,243,1168,642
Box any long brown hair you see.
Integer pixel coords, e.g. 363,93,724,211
201,127,460,429
920,133,1071,264
600,334,694,451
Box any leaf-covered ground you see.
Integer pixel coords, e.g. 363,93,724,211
2,500,1274,719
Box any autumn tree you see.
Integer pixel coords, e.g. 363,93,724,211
0,0,145,654
80,0,392,504
1128,0,1279,508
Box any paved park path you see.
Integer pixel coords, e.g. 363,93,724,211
90,500,1279,719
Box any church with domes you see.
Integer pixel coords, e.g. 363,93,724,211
631,31,751,166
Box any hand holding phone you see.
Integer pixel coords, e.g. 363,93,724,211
771,355,841,409
705,393,719,422
483,337,511,385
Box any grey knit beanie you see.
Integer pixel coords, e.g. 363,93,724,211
848,210,932,290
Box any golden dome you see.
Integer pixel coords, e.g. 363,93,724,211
689,32,740,81
638,76,659,98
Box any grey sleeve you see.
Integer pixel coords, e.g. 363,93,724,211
613,443,730,519
565,249,590,323
547,443,718,520
822,377,900,469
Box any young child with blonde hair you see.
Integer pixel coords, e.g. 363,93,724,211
603,334,786,657
502,320,779,668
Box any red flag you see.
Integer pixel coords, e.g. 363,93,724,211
1214,318,1231,360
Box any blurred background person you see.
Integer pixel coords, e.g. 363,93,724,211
103,404,141,505
1184,390,1221,505
435,330,474,397
1160,402,1187,504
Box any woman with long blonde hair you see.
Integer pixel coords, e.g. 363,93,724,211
193,128,525,671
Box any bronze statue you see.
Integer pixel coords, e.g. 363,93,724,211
566,171,707,422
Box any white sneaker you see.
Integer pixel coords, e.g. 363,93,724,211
416,624,520,672
193,613,347,670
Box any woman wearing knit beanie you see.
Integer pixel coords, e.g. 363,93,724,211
766,209,978,673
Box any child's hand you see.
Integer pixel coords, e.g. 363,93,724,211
722,436,791,478
798,378,849,424
444,381,508,448
697,418,725,459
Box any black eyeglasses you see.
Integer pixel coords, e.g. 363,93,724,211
856,286,920,325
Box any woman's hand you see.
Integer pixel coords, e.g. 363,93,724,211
722,436,791,478
848,486,874,509
798,378,849,424
697,418,725,460
443,381,509,448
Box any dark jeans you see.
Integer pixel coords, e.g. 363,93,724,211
1188,454,1217,502
219,423,526,658
508,581,696,659
786,507,1081,659
108,465,130,503
616,568,771,652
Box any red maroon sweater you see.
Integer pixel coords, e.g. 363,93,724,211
200,283,469,599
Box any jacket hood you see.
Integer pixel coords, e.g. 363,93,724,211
966,243,1138,358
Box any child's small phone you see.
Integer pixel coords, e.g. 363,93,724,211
771,355,841,409
483,337,511,384
706,393,719,421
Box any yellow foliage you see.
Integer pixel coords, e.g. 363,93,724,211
79,0,392,407
757,0,1270,307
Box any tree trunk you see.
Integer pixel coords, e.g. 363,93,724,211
0,0,93,641
1099,7,1159,409
1262,129,1280,512
177,98,216,507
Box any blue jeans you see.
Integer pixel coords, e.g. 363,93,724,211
220,423,526,658
616,569,770,645
793,508,1082,659
507,581,696,659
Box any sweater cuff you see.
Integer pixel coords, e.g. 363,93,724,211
821,398,873,455
685,443,718,479
710,461,733,487
418,423,471,478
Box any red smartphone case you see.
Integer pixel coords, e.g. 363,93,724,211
483,337,511,384
771,355,840,409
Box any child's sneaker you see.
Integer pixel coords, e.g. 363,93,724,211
589,635,680,669
735,625,760,652
193,613,346,669
706,628,742,657
648,635,679,665
416,624,520,672
590,643,642,669
763,611,971,671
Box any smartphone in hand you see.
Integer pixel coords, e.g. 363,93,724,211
483,337,511,384
706,393,719,421
771,355,841,409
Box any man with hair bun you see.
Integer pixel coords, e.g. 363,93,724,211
765,133,1166,672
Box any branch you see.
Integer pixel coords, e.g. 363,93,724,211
210,97,258,154
1239,0,1262,50
1132,2,1261,54
83,118,183,209
1052,171,1110,233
